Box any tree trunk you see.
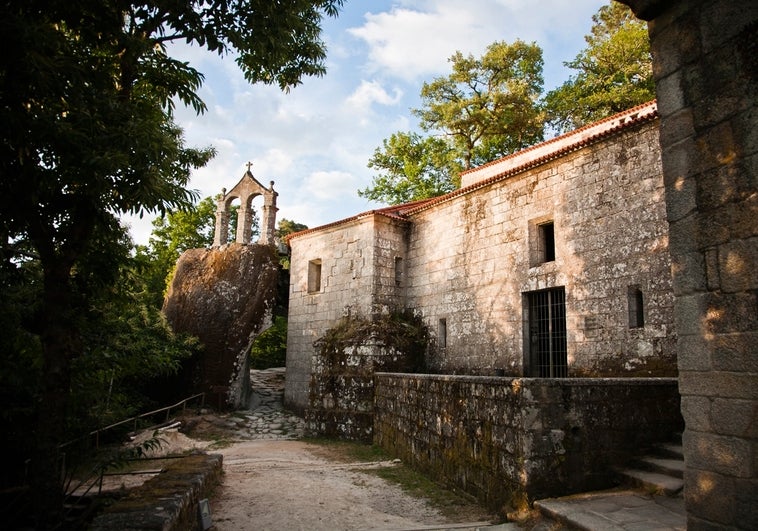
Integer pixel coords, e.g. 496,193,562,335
29,265,79,528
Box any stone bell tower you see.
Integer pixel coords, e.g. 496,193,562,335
213,163,278,247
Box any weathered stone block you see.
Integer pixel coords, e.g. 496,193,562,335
699,0,758,53
679,370,758,400
680,395,712,432
684,468,736,527
710,398,758,438
676,334,713,372
718,238,758,293
709,331,758,372
673,293,709,335
734,477,758,530
654,70,686,117
647,7,701,80
683,430,754,477
659,106,696,147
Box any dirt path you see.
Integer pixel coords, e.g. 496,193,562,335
207,439,495,530
152,369,502,530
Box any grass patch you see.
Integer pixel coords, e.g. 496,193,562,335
304,438,494,523
303,437,390,463
368,466,489,521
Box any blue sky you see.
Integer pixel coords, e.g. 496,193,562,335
124,0,608,245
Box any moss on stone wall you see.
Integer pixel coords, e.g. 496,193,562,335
314,309,429,373
307,310,430,441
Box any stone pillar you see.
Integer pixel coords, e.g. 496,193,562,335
618,0,758,528
259,181,278,245
236,205,252,244
212,191,229,247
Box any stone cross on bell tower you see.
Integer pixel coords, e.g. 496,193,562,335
212,163,278,247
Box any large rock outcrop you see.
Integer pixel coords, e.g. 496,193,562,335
163,244,279,409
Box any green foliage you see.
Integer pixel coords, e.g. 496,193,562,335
314,310,430,373
277,218,309,238
360,132,461,205
362,40,544,205
72,274,201,432
415,40,545,168
0,225,200,492
135,196,217,308
0,1,344,518
250,315,288,369
276,218,308,268
544,2,654,132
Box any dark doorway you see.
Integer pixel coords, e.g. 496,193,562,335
527,287,568,377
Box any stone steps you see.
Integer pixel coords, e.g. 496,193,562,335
533,439,686,530
617,441,684,495
618,468,684,496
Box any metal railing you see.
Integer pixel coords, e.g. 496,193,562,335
58,392,207,527
88,392,206,449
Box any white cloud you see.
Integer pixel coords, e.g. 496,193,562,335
305,171,358,200
254,148,294,178
347,80,403,111
124,0,608,246
348,0,607,87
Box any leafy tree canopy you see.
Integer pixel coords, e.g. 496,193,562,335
277,218,309,238
544,2,654,132
359,132,461,205
0,0,343,521
135,196,217,308
361,40,544,206
415,40,545,169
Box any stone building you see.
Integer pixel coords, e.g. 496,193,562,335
285,101,677,412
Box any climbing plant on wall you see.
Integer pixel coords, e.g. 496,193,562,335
314,309,430,373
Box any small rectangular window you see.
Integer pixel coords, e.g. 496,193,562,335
628,286,644,328
438,318,447,349
308,259,322,293
540,222,555,263
529,217,556,267
394,256,403,287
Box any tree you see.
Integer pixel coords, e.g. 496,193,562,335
361,40,544,206
544,2,654,133
359,132,461,205
415,40,545,169
135,196,217,309
0,0,343,522
72,229,201,435
277,218,309,239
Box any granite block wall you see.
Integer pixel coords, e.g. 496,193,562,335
374,373,683,513
285,215,408,412
407,119,676,377
617,0,758,528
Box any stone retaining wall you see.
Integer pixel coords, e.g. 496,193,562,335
373,374,683,513
90,453,223,531
306,343,403,442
